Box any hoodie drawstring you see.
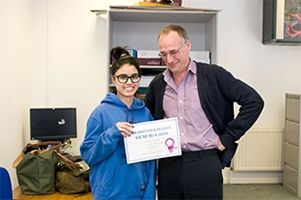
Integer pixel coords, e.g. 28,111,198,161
126,108,134,124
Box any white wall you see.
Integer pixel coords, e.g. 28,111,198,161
0,0,35,189
1,0,300,189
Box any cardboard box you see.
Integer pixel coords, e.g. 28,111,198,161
189,51,211,64
140,76,155,86
137,50,160,58
137,58,161,66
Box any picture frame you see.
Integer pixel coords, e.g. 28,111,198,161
262,0,301,45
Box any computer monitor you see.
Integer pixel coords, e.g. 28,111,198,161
30,108,77,142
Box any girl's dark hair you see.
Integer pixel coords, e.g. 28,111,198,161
110,46,141,75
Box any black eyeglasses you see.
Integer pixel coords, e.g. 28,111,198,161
113,73,141,84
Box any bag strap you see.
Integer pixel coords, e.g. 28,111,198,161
12,152,24,168
53,150,82,169
12,141,62,168
24,141,62,150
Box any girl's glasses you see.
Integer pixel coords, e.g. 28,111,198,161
113,73,141,84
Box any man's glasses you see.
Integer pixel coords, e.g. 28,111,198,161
158,43,186,59
113,73,141,84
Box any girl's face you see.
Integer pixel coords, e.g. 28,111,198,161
112,64,140,99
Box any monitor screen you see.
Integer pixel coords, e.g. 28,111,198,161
30,108,77,142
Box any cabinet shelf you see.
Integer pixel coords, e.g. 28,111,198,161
91,7,220,23
140,65,166,69
110,65,166,69
91,6,219,95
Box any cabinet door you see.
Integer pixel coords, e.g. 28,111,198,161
285,120,300,146
286,96,301,122
285,142,299,169
283,164,299,195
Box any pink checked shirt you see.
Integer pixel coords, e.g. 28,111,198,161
162,60,218,151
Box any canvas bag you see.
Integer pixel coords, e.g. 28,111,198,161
54,150,91,194
12,141,62,195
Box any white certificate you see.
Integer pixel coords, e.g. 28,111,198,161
124,117,182,164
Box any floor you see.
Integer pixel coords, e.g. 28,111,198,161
224,184,300,200
13,186,93,200
14,184,300,200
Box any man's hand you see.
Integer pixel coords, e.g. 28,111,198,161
217,136,226,151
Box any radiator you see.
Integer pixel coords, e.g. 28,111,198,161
232,129,284,171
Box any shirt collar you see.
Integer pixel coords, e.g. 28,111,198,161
189,60,197,75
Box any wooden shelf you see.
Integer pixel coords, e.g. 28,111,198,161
91,6,220,23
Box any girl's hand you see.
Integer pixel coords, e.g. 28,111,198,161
116,122,134,137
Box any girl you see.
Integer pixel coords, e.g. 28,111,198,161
80,46,156,200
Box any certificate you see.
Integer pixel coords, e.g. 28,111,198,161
124,117,182,164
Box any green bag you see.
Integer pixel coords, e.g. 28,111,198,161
54,150,91,194
12,141,62,195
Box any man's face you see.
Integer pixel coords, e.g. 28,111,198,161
158,31,190,75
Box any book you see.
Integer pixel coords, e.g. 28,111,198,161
133,2,179,7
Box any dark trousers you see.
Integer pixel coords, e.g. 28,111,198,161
157,149,223,200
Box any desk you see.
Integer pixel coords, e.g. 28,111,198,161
13,186,93,200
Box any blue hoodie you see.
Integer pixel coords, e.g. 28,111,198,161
80,93,156,200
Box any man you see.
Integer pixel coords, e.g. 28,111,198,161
144,24,264,199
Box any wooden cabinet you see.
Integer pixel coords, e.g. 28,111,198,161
91,6,219,94
283,93,301,197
